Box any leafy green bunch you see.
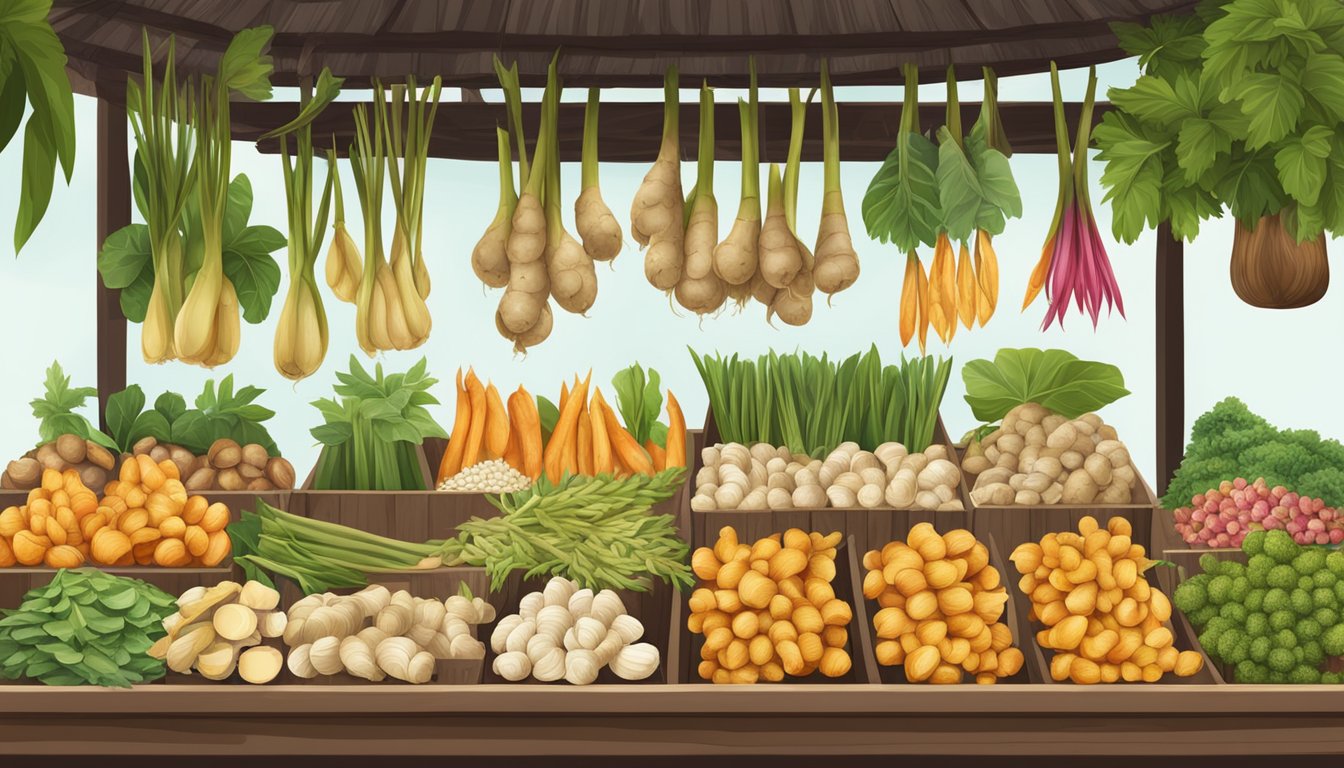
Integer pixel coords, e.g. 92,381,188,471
1162,397,1344,509
1095,0,1344,243
310,356,447,490
0,569,177,687
1175,529,1344,684
0,0,76,253
961,348,1131,424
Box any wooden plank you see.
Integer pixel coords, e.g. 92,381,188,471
242,100,1112,161
95,91,130,425
1155,224,1185,498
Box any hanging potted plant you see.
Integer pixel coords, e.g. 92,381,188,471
1094,1,1344,309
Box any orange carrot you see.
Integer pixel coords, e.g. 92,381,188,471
558,380,570,414
508,386,543,480
436,369,471,483
665,390,686,469
483,383,510,459
502,426,524,474
544,371,591,483
462,370,488,469
589,390,613,475
644,440,667,472
576,396,593,476
594,389,654,476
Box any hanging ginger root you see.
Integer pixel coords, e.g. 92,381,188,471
545,69,598,315
632,67,685,291
714,62,760,289
759,164,801,316
676,82,726,316
812,60,860,300
350,101,402,354
575,88,622,262
471,127,515,289
268,70,342,380
382,77,441,349
325,150,362,303
767,88,814,326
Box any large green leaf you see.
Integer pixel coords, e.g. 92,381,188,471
1093,113,1169,243
7,9,74,180
103,385,146,451
217,26,274,101
14,107,55,253
962,348,1130,423
934,128,982,243
0,70,24,155
1239,71,1304,149
97,224,154,322
222,230,283,323
861,131,941,251
1274,124,1333,207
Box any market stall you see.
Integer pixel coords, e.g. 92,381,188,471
2,0,1342,763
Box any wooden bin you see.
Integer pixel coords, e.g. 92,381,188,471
679,536,872,684
967,472,1159,558
478,574,679,685
692,412,970,556
859,533,1040,684
0,566,237,609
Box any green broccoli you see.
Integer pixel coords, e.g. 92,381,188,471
1322,624,1344,656
1208,575,1235,604
1301,640,1325,667
1265,531,1300,565
1314,607,1339,627
1327,551,1344,578
1245,588,1266,613
1237,661,1271,684
1267,565,1299,590
1294,549,1328,575
1274,629,1299,650
1219,602,1248,624
1199,553,1221,575
1270,610,1297,631
1221,561,1248,579
1323,671,1343,685
1216,630,1247,663
1334,579,1344,604
1173,577,1209,615
1247,556,1272,588
1314,569,1337,589
1289,665,1323,684
1230,576,1251,603
1313,587,1337,610
1200,626,1226,652
1249,635,1273,662
1291,588,1315,616
1243,530,1267,558
1263,588,1291,613
1189,605,1218,627
1268,647,1297,673
1297,617,1323,641
1205,616,1233,634
1244,612,1270,638
1269,670,1289,684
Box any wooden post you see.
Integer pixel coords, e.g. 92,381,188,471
1154,223,1183,497
95,92,130,430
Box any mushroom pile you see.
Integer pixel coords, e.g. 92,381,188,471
284,585,494,684
962,403,1137,506
692,442,964,512
149,580,288,684
489,576,661,684
3,433,117,491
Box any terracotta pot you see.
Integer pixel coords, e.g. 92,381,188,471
1230,212,1329,309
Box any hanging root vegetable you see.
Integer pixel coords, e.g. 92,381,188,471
127,33,194,364
632,67,685,291
266,69,342,380
544,66,599,315
812,60,860,301
575,88,622,262
497,56,556,352
325,148,362,303
472,127,516,289
174,28,275,367
676,82,727,316
767,88,815,326
714,61,761,291
383,76,441,347
972,68,1008,326
348,101,398,354
1025,64,1123,329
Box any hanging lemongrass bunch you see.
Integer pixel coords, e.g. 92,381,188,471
174,27,275,367
325,145,361,303
383,76,441,348
127,31,196,364
264,69,343,380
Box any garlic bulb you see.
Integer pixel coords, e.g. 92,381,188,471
608,642,660,681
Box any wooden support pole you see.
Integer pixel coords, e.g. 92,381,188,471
1155,223,1184,497
95,92,130,430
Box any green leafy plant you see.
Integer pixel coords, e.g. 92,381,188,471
29,361,110,448
0,0,76,253
0,569,177,687
690,345,952,456
1095,1,1344,243
961,348,1130,423
611,363,668,448
310,356,447,490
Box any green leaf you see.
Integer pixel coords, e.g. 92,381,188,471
537,396,559,446
100,587,138,612
8,9,75,179
1163,170,1223,241
934,128,982,243
104,385,146,451
862,131,942,251
169,410,213,454
311,422,353,446
222,173,254,242
154,392,187,423
1093,113,1169,243
217,26,275,101
961,348,1131,422
1109,75,1197,127
1175,118,1226,182
0,69,25,155
1240,71,1304,149
260,68,344,139
1301,51,1344,123
1275,124,1334,207
1216,146,1288,225
96,224,152,290
972,147,1021,222
222,235,282,324
128,410,171,447
14,106,55,253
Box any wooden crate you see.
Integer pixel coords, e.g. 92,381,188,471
479,574,678,685
691,412,970,555
679,537,872,684
859,533,1040,684
967,473,1159,558
0,566,237,609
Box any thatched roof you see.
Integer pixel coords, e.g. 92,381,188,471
52,0,1197,93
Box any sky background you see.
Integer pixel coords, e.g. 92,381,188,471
1,59,1341,491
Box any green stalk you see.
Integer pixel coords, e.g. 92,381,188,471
493,57,529,188
495,127,518,219
821,59,840,198
582,87,601,190
544,61,564,239
695,81,714,204
350,97,385,303
783,88,808,234
1071,66,1099,212
739,59,760,214
662,66,680,151
945,65,963,149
